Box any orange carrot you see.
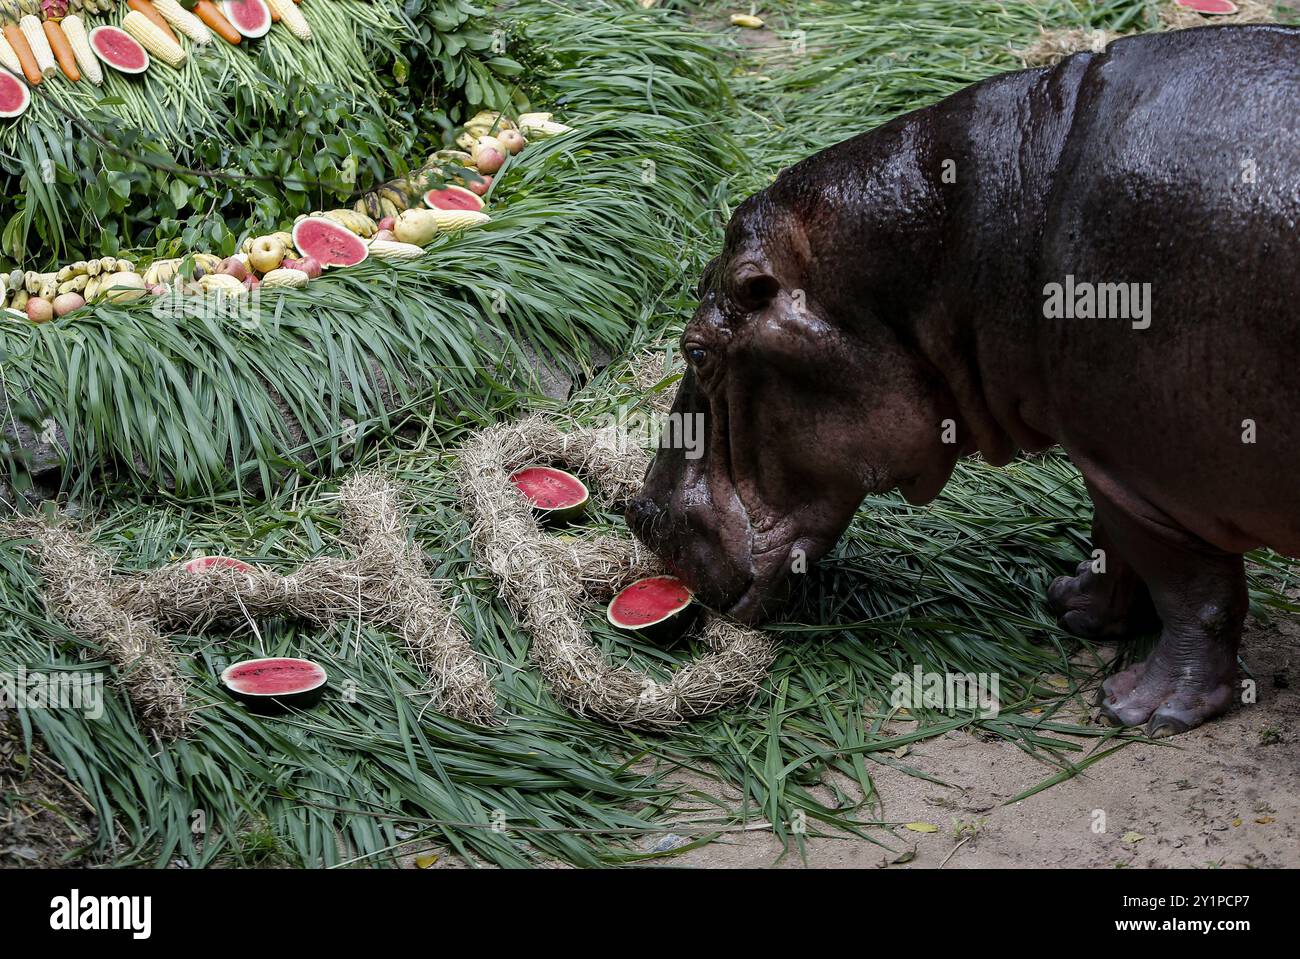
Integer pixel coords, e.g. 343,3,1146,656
127,0,179,44
4,24,41,85
43,20,80,83
194,0,241,45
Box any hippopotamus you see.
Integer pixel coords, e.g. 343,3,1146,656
627,25,1300,738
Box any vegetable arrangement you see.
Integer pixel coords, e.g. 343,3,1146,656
0,106,574,323
0,0,309,103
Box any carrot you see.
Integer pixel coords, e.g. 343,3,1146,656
4,24,41,85
127,0,179,44
194,0,241,45
43,20,80,83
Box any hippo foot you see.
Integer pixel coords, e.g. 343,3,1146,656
1047,561,1157,639
1096,656,1237,737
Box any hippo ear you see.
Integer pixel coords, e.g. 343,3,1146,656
733,265,780,312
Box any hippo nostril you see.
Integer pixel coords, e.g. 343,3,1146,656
625,496,661,538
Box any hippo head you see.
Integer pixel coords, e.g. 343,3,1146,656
627,145,965,623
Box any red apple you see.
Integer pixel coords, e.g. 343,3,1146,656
284,256,323,279
378,216,396,231
220,256,248,282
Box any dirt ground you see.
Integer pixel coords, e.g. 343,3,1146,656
663,615,1300,869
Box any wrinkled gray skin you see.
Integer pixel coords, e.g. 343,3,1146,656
628,26,1300,737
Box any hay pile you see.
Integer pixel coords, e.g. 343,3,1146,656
459,354,777,730
13,473,497,738
12,521,191,739
1014,0,1278,66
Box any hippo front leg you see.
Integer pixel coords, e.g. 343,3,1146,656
1047,509,1159,638
1086,492,1245,738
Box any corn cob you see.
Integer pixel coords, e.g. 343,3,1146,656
266,0,309,39
60,16,100,85
123,10,185,68
19,15,54,78
151,0,211,44
0,34,22,75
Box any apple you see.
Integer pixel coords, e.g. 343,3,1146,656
220,256,248,282
378,216,396,232
26,297,54,323
463,174,492,197
248,235,286,275
284,256,322,279
52,293,85,317
497,129,527,155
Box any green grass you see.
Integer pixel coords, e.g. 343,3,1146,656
3,0,1296,868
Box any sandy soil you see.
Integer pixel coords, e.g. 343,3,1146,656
663,616,1300,869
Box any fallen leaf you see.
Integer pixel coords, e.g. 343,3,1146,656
1232,818,1243,828
1121,831,1144,844
1256,817,1275,825
893,746,909,759
904,822,939,833
414,853,439,869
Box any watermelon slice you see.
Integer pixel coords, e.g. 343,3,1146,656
1173,0,1238,13
509,466,589,524
224,0,273,38
89,26,149,75
607,576,697,643
221,657,328,713
424,185,485,212
0,69,29,120
183,556,255,574
292,216,369,268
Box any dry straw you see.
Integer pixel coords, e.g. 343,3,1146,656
459,352,777,730
11,474,498,738
1014,0,1277,66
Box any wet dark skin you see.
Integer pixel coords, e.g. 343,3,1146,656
628,26,1300,738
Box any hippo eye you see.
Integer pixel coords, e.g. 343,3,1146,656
686,346,708,366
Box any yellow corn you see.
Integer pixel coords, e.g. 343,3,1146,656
61,16,102,86
0,34,22,76
152,0,212,45
267,0,311,40
123,10,186,69
20,15,56,79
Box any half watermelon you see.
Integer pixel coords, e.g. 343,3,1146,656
224,0,273,38
607,575,697,643
424,185,485,212
509,466,589,524
0,69,30,120
293,216,369,268
89,26,150,75
221,657,328,713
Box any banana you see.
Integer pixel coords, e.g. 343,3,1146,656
84,277,101,302
98,256,116,273
114,258,134,274
58,275,89,294
85,258,101,277
378,197,399,219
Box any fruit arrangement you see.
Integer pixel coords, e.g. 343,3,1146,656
1,102,575,322
0,0,311,102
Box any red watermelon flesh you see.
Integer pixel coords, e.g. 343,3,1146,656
292,217,369,268
0,70,30,119
510,466,588,512
425,186,485,212
224,0,273,38
184,556,254,574
222,657,327,697
1174,0,1238,12
607,576,693,628
89,26,149,74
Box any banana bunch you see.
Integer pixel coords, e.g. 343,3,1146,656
141,252,222,287
463,110,516,139
21,257,136,302
320,207,378,238
2,268,29,311
352,181,412,221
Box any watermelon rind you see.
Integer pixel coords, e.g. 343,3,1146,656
0,69,30,119
509,465,589,524
221,657,328,713
606,575,698,642
424,185,485,212
89,26,150,75
292,217,369,268
224,0,273,39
